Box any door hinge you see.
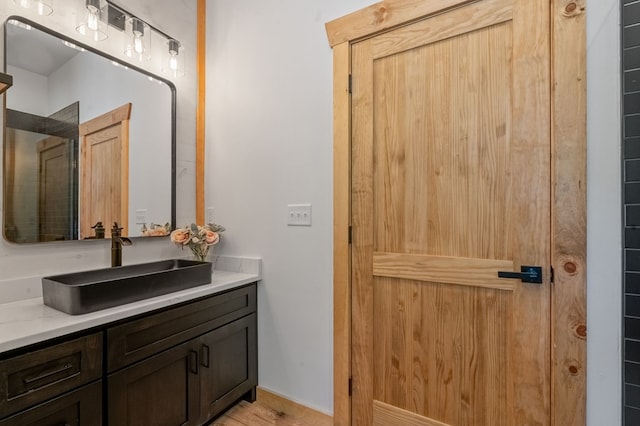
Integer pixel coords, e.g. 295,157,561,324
348,225,352,244
348,377,353,396
348,74,352,94
550,266,554,283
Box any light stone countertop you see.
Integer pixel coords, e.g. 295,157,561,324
0,256,261,354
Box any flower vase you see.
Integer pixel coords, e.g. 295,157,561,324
190,245,210,262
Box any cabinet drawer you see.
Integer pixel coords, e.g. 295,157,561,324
107,283,256,372
0,381,101,426
0,333,102,418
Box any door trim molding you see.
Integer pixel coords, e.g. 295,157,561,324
196,0,206,224
326,1,586,425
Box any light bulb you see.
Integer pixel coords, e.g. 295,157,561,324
87,9,99,31
134,35,144,54
166,39,181,76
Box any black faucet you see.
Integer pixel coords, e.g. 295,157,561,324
111,222,132,267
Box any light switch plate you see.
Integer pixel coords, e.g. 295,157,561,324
287,204,312,226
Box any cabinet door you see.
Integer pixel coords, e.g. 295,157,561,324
108,339,200,426
199,313,257,421
0,381,101,426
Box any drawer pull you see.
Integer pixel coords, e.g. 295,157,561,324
201,344,210,368
24,363,74,385
189,350,198,375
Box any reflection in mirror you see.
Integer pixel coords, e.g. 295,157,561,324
3,16,176,243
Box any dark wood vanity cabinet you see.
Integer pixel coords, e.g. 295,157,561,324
0,282,258,426
0,333,103,425
107,283,258,425
108,339,201,425
0,382,102,426
199,313,257,420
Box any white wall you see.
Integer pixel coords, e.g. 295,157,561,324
206,0,371,414
0,0,197,300
208,0,624,421
6,64,48,115
587,0,622,424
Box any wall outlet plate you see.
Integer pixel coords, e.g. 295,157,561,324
287,204,312,226
135,209,147,224
206,207,215,224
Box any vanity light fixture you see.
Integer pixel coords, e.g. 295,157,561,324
76,0,108,42
0,72,13,95
124,17,151,62
13,0,53,16
163,39,185,78
74,0,185,77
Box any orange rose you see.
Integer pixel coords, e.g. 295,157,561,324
204,230,219,245
170,229,190,245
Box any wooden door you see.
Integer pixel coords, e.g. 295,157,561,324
37,136,74,241
79,103,131,239
350,0,550,424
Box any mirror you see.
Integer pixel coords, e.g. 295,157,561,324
3,16,176,243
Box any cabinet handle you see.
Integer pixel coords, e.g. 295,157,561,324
189,350,198,374
201,344,210,368
24,363,74,384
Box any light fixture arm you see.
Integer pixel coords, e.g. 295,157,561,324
104,0,177,43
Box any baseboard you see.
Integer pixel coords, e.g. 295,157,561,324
256,387,333,425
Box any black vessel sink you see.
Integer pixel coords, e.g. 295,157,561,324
42,259,212,315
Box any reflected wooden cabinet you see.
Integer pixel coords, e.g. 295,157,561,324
0,283,258,425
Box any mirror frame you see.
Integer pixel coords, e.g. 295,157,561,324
3,15,177,242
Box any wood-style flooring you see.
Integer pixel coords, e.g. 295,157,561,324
212,389,332,426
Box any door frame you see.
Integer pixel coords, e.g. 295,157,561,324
325,1,586,425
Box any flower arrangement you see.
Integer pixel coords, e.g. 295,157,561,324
170,223,225,262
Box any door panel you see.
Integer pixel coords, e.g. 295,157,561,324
38,137,74,241
79,103,131,239
351,0,550,425
81,125,123,238
108,339,200,426
200,314,258,420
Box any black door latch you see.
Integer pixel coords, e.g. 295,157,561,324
497,266,543,284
